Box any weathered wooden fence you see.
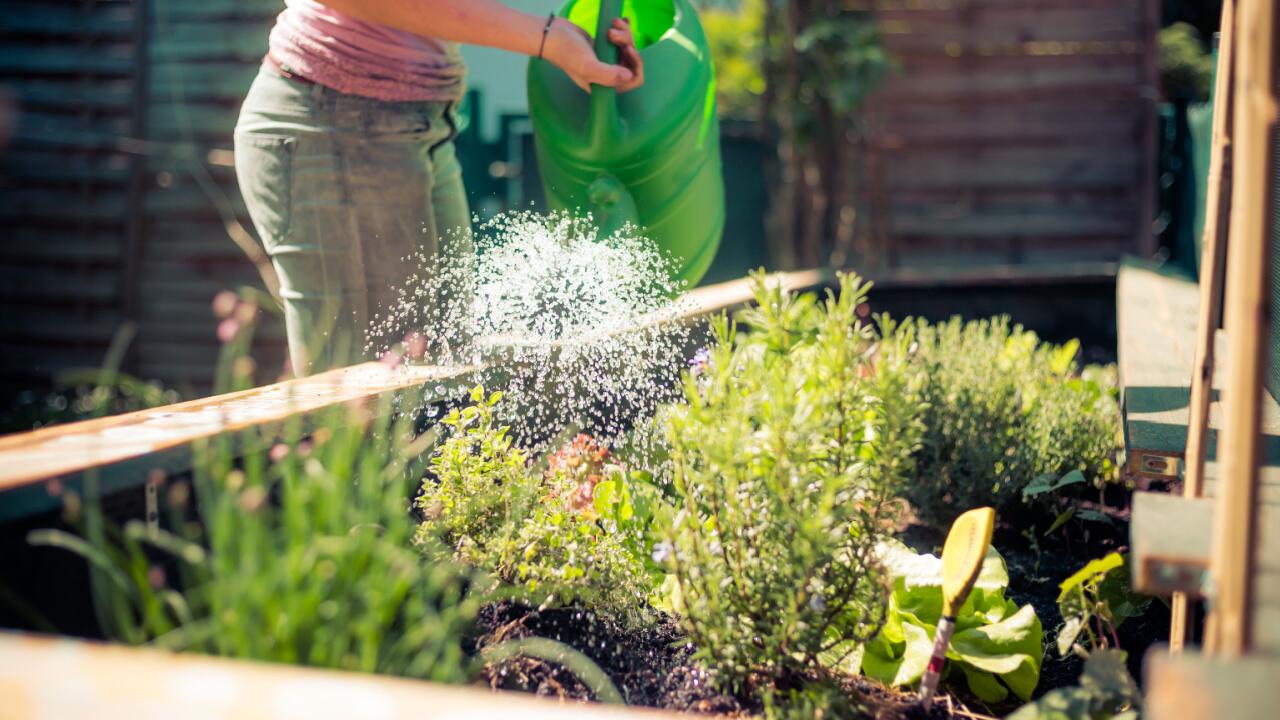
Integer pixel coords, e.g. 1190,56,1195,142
863,0,1158,270
0,0,1157,404
0,0,285,403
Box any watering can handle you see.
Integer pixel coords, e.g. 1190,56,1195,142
589,0,623,148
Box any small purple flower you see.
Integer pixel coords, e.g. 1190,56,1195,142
651,541,674,564
688,347,711,375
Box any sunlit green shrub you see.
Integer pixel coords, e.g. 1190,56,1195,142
1159,22,1214,101
417,387,658,624
657,273,925,692
31,394,478,682
875,317,1121,527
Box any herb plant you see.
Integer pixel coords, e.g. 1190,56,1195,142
1007,649,1141,720
417,387,658,623
30,394,478,682
1055,553,1150,658
875,317,1122,527
657,272,925,692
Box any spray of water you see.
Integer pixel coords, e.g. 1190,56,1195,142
371,210,696,457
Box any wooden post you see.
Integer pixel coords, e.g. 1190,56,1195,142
1205,0,1278,658
1174,0,1236,653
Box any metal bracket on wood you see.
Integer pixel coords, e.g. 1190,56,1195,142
1127,449,1184,482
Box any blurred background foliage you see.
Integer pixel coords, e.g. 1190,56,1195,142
697,0,888,268
1158,22,1215,102
699,0,765,119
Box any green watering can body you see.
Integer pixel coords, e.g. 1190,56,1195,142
527,0,724,289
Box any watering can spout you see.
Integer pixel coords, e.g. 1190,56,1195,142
588,0,624,149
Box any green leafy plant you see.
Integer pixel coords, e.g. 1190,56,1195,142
1055,553,1150,658
1159,22,1214,101
1006,649,1140,720
859,540,1044,704
875,317,1122,527
30,394,477,682
1003,555,1148,719
417,387,658,623
657,272,925,692
700,0,766,118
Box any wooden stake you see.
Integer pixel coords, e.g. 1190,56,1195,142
1174,0,1237,654
1206,0,1278,658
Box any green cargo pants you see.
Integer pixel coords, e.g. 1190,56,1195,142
234,64,471,375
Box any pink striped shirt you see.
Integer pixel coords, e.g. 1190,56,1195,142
268,0,466,102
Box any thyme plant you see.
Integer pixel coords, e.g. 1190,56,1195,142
659,272,925,691
875,317,1121,527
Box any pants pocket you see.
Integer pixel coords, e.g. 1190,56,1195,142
234,133,297,249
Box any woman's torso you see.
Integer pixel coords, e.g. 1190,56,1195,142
268,0,466,102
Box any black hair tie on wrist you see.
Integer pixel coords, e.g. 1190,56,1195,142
537,13,554,60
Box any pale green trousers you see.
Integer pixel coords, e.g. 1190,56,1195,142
234,64,471,375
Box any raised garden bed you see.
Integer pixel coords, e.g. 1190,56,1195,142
0,270,1149,719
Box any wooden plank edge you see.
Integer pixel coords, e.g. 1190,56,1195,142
1145,647,1280,720
0,632,685,719
0,270,828,519
1131,492,1214,596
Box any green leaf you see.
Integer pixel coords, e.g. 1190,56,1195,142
959,663,1008,703
1054,469,1087,490
861,615,932,687
1045,507,1076,535
1057,552,1124,600
948,604,1043,700
593,480,617,517
650,573,684,616
1006,686,1096,720
1076,508,1114,525
1080,649,1140,708
1050,339,1081,376
1095,561,1151,629
1056,616,1084,657
865,541,1042,700
470,385,484,402
1023,473,1058,498
1024,470,1086,499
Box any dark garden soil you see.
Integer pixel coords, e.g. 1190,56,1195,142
473,483,1170,719
475,602,958,719
898,488,1171,714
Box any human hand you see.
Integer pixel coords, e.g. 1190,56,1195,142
543,17,645,93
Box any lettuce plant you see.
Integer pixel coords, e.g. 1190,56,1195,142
859,539,1043,704
417,387,657,623
657,272,925,691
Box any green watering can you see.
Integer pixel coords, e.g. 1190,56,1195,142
527,0,724,289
